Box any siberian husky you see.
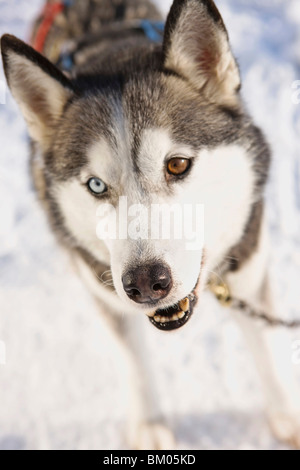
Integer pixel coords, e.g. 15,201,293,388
1,0,300,450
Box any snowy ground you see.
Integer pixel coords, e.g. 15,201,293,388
0,0,299,450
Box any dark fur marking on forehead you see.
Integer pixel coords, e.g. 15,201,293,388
131,133,142,174
122,71,163,172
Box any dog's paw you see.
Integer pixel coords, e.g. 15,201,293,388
268,412,300,449
129,422,176,450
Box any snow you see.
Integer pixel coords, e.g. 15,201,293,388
0,0,299,450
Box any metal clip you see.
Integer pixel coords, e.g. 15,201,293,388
208,276,232,307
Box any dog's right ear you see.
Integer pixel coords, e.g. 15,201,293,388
162,0,241,106
1,34,76,148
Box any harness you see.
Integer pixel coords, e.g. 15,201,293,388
57,19,165,71
32,0,164,71
33,1,73,54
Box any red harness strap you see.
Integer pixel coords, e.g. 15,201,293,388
32,2,65,53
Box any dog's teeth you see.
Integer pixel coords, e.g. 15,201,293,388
154,310,187,324
180,297,190,312
147,311,156,318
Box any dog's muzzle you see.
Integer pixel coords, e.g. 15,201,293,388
122,263,201,332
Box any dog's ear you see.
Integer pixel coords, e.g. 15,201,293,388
1,34,76,148
162,0,241,106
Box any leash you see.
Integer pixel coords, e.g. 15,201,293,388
208,275,300,329
83,254,299,329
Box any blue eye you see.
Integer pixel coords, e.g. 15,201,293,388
87,177,107,195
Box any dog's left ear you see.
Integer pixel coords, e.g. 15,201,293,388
162,0,241,106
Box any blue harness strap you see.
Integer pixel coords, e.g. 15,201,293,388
139,20,165,43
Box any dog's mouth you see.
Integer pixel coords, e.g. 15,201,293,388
147,289,198,331
147,255,205,331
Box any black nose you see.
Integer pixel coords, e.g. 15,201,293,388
122,263,173,304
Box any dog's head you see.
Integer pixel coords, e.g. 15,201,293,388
1,0,269,330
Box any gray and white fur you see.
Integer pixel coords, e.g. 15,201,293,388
1,0,300,449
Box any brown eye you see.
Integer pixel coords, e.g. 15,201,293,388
167,158,191,176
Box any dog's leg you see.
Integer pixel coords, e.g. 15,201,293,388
226,220,300,448
73,254,175,449
120,314,176,450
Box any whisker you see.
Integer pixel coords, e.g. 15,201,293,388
205,267,226,286
91,263,114,286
